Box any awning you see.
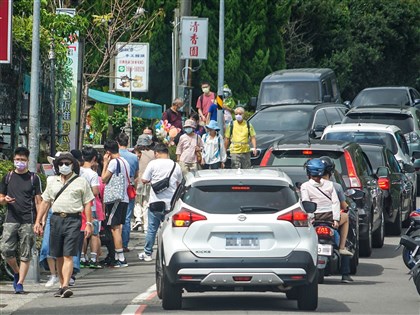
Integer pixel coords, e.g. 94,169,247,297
88,88,162,119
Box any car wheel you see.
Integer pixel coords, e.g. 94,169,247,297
317,268,325,284
359,215,372,257
162,266,182,310
285,287,298,300
372,211,385,248
297,271,318,311
350,245,359,275
387,205,402,236
155,249,163,300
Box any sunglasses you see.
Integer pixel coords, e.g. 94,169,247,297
58,162,72,166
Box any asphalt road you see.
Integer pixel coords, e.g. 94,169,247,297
4,233,420,315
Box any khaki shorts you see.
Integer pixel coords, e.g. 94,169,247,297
1,223,35,261
230,152,251,169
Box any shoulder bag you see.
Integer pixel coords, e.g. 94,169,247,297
151,162,176,194
119,158,136,200
104,159,126,204
195,134,203,163
53,175,79,204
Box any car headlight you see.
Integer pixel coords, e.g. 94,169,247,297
405,132,419,144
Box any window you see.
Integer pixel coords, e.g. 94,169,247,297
249,108,312,132
362,148,385,170
386,149,401,173
313,109,329,128
395,132,410,155
324,108,343,125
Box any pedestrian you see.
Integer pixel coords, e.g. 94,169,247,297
101,139,130,267
201,120,227,169
224,106,257,169
138,143,182,261
34,152,94,298
0,147,42,294
196,81,216,125
116,133,139,253
190,112,206,136
132,134,155,232
162,98,183,130
176,119,204,176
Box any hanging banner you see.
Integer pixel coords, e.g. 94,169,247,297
0,0,12,63
114,42,149,92
56,8,80,151
180,17,208,60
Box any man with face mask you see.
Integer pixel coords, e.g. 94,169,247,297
34,152,94,298
162,98,183,130
196,81,215,124
176,119,204,176
0,147,42,294
224,107,257,169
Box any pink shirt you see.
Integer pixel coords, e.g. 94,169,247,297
196,92,215,116
176,133,204,163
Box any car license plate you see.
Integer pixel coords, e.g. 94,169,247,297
225,235,260,249
318,244,332,256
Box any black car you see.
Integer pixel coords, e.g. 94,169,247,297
233,103,348,166
349,86,420,108
260,139,383,257
360,144,415,236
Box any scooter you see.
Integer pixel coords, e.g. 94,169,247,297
401,209,420,269
399,234,420,295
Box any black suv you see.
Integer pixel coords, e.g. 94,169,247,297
260,139,383,257
235,103,348,166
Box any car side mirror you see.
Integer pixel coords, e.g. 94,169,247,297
302,201,317,213
314,124,326,132
323,95,332,102
412,151,420,159
414,99,420,105
343,100,351,108
250,97,257,108
402,163,415,173
308,129,317,139
376,166,390,177
345,188,365,200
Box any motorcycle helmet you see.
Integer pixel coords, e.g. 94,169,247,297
319,156,335,175
305,158,326,177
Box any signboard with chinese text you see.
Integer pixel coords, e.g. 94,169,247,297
57,8,80,151
180,17,208,60
115,43,149,92
0,0,12,63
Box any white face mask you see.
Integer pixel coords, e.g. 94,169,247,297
235,114,243,122
202,87,210,94
59,164,73,175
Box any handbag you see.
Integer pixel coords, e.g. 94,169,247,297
151,162,176,194
149,201,166,213
104,159,126,204
195,134,203,163
120,158,136,200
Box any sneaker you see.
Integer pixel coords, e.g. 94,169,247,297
15,283,24,294
88,260,104,269
138,252,152,262
13,273,19,290
54,288,63,297
123,247,130,253
69,275,76,287
99,256,113,266
45,275,59,288
341,275,354,283
131,221,142,231
80,260,89,268
339,248,354,256
111,259,128,268
61,286,73,298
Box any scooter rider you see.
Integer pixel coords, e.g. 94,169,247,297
301,158,354,283
319,156,353,257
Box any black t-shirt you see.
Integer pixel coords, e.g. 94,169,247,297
0,171,42,224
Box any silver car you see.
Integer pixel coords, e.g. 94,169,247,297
155,169,319,311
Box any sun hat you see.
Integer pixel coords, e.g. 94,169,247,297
136,134,153,146
205,120,220,131
47,151,62,165
183,119,196,129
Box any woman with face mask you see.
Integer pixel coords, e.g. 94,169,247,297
202,120,227,169
176,119,204,176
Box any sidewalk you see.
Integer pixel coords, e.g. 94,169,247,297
0,230,146,315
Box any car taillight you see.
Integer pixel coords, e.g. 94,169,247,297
410,211,420,218
277,207,308,227
377,177,390,190
260,148,273,166
315,226,334,237
344,150,362,188
172,208,207,227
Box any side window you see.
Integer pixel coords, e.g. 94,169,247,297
324,107,343,125
386,149,401,173
395,132,410,155
331,78,338,100
313,109,329,128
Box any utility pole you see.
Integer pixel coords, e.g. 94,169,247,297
49,38,56,155
28,0,41,172
180,0,192,114
217,0,225,132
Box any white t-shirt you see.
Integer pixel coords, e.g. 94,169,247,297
80,167,99,211
107,157,130,203
142,159,182,210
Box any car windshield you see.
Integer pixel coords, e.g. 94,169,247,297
181,185,298,214
323,131,398,154
249,108,312,132
259,81,320,105
343,113,414,134
361,147,385,170
352,89,410,107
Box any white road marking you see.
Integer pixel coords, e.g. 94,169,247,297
121,284,157,315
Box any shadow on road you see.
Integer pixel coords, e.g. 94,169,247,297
371,243,401,259
355,262,384,277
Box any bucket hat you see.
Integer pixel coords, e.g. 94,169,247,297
183,119,196,129
205,120,220,131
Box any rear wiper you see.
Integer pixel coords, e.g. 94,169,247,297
240,206,279,213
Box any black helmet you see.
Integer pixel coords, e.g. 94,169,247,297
319,156,335,175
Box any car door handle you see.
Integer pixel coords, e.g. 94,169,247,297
391,180,402,184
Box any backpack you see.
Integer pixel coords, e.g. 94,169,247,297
5,171,36,197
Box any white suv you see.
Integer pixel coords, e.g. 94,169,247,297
155,169,319,311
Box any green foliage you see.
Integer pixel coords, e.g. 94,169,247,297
108,107,151,143
87,103,109,144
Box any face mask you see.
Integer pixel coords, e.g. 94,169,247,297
145,134,152,140
14,160,27,171
202,87,210,94
184,127,193,134
59,164,73,175
235,114,243,122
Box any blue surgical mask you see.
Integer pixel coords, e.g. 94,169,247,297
184,127,193,134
